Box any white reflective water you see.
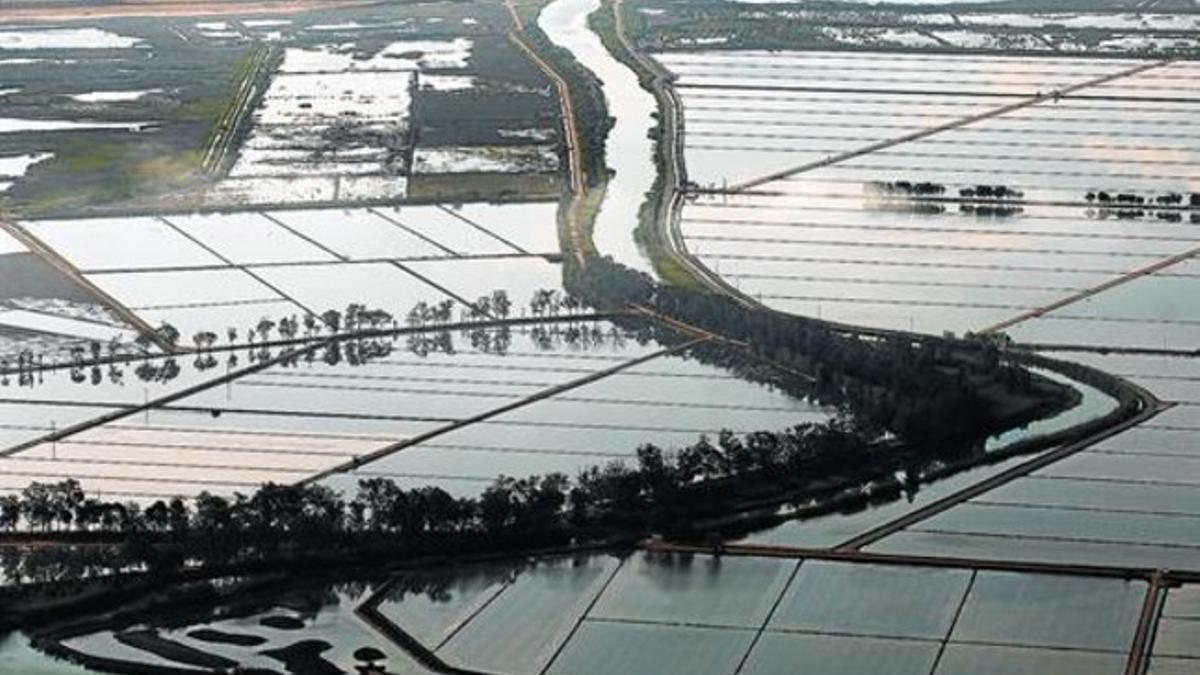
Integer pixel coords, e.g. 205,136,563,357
539,0,656,273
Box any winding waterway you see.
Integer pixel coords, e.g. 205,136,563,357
539,0,658,274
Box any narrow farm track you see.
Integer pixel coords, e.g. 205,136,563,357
720,59,1174,193
0,216,171,351
201,45,270,174
503,0,589,264
642,540,1200,584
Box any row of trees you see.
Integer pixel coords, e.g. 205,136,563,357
1085,190,1199,207
1,318,631,393
566,256,1067,441
0,415,893,584
1,287,606,386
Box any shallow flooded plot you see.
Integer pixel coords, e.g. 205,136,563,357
0,309,136,345
741,632,940,675
872,530,1200,570
439,554,621,673
740,451,1036,548
266,208,451,260
374,560,520,649
1007,265,1200,350
380,205,525,256
1038,452,1200,486
87,268,280,308
546,620,754,675
403,257,564,305
165,212,339,265
769,561,971,640
0,402,127,457
444,202,559,252
977,477,1200,517
23,218,222,272
913,502,1200,550
253,261,455,316
590,552,795,628
948,571,1143,651
933,643,1126,675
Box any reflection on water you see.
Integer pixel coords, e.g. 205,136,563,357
539,0,658,273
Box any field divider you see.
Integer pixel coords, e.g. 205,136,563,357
732,558,804,674
981,244,1200,335
538,555,627,675
435,204,529,255
367,208,462,257
297,337,708,486
1124,571,1167,675
641,539,1200,582
387,261,488,316
259,212,350,261
155,215,321,319
719,59,1174,193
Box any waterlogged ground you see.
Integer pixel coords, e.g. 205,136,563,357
0,0,561,214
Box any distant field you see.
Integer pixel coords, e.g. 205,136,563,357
0,0,566,216
626,0,1200,58
663,49,1200,339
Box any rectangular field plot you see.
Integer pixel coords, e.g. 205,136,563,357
358,347,838,486
86,268,281,308
933,643,1125,675
768,561,971,640
376,205,524,256
439,554,621,674
445,201,560,252
374,560,520,650
10,321,678,498
136,300,307,340
23,217,223,272
870,530,1200,571
0,402,127,458
0,309,137,345
589,552,795,628
264,208,452,260
1007,261,1200,351
947,571,1144,651
741,633,940,675
252,262,455,317
164,212,340,265
546,620,754,675
403,257,564,307
909,502,1200,552
977,477,1200,518
683,185,1199,336
319,342,794,484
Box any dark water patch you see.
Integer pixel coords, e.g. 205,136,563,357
261,639,340,675
0,251,94,302
259,615,305,631
187,628,267,647
113,628,238,670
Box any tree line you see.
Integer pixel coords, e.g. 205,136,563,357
0,415,887,585
565,255,1070,441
